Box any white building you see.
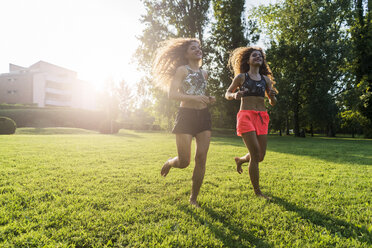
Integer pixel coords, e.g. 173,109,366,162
0,61,96,110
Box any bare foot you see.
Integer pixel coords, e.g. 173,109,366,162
160,158,172,177
189,198,201,208
234,157,243,174
254,189,271,200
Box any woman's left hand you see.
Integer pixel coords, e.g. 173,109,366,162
268,89,277,106
269,89,276,98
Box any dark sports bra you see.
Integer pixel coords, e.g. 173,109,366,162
241,73,266,97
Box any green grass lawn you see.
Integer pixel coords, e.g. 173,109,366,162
0,128,371,247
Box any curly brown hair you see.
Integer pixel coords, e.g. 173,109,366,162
152,38,201,91
228,46,277,92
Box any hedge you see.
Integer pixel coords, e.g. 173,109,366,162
0,108,106,131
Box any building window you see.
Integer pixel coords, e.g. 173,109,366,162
7,90,17,94
7,78,16,82
46,80,71,91
45,92,71,102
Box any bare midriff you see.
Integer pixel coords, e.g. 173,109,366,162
180,100,208,110
240,96,266,111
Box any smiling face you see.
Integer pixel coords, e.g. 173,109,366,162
185,41,203,61
248,50,263,66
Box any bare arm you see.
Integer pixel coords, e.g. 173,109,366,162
225,74,245,100
201,69,216,104
264,75,277,106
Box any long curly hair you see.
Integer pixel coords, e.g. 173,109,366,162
152,38,201,91
228,46,277,93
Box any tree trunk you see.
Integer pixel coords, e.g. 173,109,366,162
286,116,290,135
327,123,336,137
294,105,300,137
293,83,300,137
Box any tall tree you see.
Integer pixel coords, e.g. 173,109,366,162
337,0,371,138
352,0,372,136
205,0,258,128
116,80,134,120
254,0,350,136
135,0,211,129
265,44,293,135
136,0,211,69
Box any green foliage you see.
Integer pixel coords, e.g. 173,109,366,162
150,84,179,131
136,0,211,71
99,120,121,134
205,0,256,128
0,116,16,135
340,110,369,138
0,107,105,130
116,80,134,118
342,0,372,131
0,129,371,246
359,76,372,122
123,109,156,130
0,103,38,109
254,0,351,136
133,0,369,137
350,0,371,83
135,0,211,129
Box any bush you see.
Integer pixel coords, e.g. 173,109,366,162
0,108,105,131
364,127,372,139
99,120,121,134
0,116,17,134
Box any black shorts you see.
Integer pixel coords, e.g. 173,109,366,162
172,107,212,137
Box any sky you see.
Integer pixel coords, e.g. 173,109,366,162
0,0,276,91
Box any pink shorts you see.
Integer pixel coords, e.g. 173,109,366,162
236,110,269,136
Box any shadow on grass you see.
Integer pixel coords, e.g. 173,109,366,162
178,205,272,248
267,136,372,166
211,136,243,148
110,132,143,138
212,135,372,165
98,129,143,138
270,195,372,245
15,127,97,135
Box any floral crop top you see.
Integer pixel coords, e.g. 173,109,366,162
180,65,207,96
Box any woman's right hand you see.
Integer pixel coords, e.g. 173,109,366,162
192,95,210,104
234,91,244,100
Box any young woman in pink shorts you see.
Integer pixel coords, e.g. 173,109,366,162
225,46,277,199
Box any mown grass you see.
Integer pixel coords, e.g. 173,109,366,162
0,128,371,247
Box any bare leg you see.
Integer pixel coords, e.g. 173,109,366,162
241,132,270,200
235,153,250,174
257,134,268,163
190,130,211,208
161,134,193,177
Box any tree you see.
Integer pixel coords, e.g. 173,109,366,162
351,0,372,137
135,0,211,129
255,0,350,136
265,46,293,135
116,80,134,121
205,0,258,128
340,110,369,138
98,79,120,134
335,0,371,138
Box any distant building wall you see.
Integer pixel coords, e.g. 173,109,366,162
0,61,96,110
0,73,34,104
